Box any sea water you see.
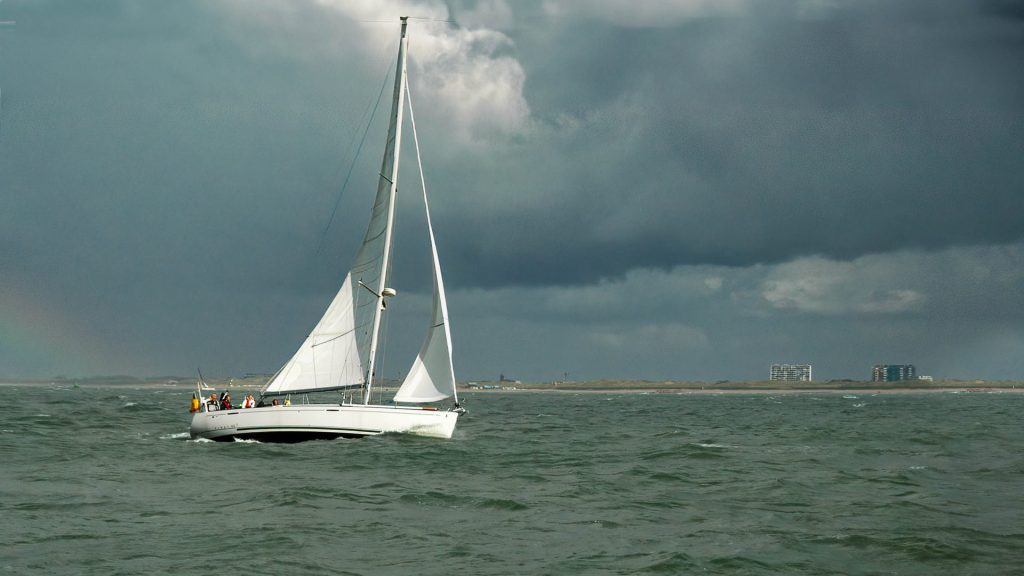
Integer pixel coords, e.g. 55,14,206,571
1,385,1022,575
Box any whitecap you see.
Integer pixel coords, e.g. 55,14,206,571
160,432,190,440
843,395,858,399
852,402,866,408
123,402,137,407
232,438,261,444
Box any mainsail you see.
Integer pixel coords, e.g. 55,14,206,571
264,21,408,397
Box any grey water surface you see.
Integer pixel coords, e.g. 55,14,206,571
1,386,1022,575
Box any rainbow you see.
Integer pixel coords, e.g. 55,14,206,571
0,284,110,378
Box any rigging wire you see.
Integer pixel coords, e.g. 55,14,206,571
315,66,392,256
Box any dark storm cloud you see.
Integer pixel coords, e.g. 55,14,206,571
432,1,1024,288
9,0,1019,294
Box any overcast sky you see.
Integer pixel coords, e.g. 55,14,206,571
1,0,1023,382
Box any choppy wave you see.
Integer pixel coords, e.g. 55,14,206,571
476,498,529,511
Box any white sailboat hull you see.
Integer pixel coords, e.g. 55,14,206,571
189,404,459,442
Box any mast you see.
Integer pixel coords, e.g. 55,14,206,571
364,17,409,404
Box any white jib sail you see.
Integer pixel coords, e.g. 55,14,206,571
393,82,456,404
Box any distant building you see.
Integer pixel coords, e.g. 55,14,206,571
872,364,916,382
770,364,812,382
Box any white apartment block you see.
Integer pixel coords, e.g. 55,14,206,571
770,363,812,382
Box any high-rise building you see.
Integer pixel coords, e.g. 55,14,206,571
872,364,916,382
770,364,812,382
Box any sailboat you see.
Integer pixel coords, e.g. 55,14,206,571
190,17,463,441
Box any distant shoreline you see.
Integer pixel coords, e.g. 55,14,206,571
1,377,1021,395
